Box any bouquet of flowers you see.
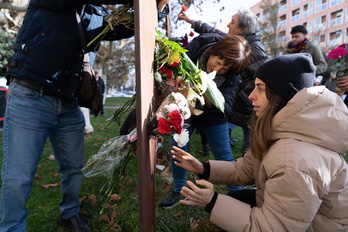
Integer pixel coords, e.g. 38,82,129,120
82,129,137,213
327,43,348,95
155,30,225,115
151,92,191,147
327,43,348,78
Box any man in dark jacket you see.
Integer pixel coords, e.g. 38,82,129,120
0,1,131,231
178,8,268,152
93,71,106,116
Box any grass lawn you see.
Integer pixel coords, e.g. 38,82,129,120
0,96,346,231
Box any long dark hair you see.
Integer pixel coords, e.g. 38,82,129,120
249,86,288,160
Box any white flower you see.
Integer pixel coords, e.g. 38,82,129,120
198,71,216,94
187,87,205,107
173,129,189,147
166,103,180,113
154,72,163,83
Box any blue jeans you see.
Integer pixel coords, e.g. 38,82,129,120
0,83,85,231
170,122,241,193
229,123,250,149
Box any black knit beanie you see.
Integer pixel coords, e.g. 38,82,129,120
254,53,315,101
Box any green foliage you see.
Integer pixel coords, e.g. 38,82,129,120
0,30,15,76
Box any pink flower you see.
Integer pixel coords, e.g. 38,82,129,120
338,43,348,49
328,47,347,59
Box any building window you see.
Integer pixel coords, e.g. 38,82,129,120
278,14,287,27
330,10,343,27
291,8,301,22
314,15,327,31
315,0,328,13
291,0,301,6
279,0,287,12
330,0,344,7
303,2,313,18
328,30,342,47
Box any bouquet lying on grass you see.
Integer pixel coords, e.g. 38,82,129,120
82,129,137,213
154,30,225,115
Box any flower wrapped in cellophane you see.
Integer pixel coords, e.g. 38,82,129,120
82,128,137,213
155,30,225,114
151,92,190,147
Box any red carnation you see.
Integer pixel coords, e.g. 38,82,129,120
157,117,171,134
168,110,183,134
181,5,187,12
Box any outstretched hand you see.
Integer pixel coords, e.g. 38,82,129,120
171,146,204,174
180,179,215,208
178,12,193,24
336,76,348,91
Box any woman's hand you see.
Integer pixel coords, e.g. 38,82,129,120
178,12,193,24
180,180,215,208
171,146,204,174
336,76,348,91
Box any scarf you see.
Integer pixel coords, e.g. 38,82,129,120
288,38,309,53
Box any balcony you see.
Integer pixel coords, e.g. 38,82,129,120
330,0,344,7
291,14,300,22
302,9,313,18
315,2,327,13
328,37,342,47
314,22,327,31
278,20,286,28
330,17,343,27
279,4,287,12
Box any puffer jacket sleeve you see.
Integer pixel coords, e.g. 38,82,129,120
208,141,323,232
191,20,228,37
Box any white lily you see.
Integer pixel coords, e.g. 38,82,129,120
187,87,205,108
198,70,216,94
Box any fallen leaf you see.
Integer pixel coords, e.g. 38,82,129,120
110,194,121,201
40,182,60,188
88,195,98,206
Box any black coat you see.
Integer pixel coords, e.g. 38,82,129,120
191,20,268,127
7,0,131,99
186,34,240,126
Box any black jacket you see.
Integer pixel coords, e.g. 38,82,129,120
191,20,268,127
186,34,240,126
7,0,131,99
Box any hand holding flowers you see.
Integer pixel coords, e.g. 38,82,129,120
327,43,348,94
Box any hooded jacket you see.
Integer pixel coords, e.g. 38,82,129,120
206,86,348,231
284,40,327,75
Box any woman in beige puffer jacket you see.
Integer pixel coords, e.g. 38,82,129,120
171,54,348,232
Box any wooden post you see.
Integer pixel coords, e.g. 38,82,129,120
134,0,158,231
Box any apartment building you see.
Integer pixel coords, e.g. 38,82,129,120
250,0,348,53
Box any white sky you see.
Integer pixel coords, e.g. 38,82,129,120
172,0,261,37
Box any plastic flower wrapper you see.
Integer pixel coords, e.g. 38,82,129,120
155,30,225,114
82,128,137,213
151,92,191,147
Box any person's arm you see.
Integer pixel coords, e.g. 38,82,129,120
311,45,328,75
157,0,169,20
178,12,227,36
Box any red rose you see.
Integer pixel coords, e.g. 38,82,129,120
189,31,194,37
181,5,187,12
328,47,347,59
